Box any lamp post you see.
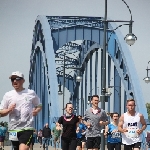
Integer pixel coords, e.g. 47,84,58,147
60,52,82,114
143,61,150,83
62,52,66,115
101,0,136,149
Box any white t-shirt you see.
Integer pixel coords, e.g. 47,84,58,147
0,89,41,131
122,112,142,145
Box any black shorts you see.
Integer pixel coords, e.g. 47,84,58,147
124,142,141,150
32,137,35,145
61,137,77,150
86,137,101,149
107,142,121,150
11,130,33,150
77,138,82,146
81,135,86,142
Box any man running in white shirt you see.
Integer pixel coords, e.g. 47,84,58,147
0,71,42,150
118,99,147,150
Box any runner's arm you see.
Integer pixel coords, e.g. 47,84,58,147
0,109,11,117
0,94,15,117
99,110,109,126
32,90,42,114
118,114,127,133
0,104,16,117
104,125,109,136
137,114,147,134
82,111,91,127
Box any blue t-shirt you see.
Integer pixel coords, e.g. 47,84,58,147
107,123,121,143
76,123,86,138
0,126,7,137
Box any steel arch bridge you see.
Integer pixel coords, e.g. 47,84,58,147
29,16,149,132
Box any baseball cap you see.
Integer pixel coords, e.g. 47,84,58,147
9,71,24,79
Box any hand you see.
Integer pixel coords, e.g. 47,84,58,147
136,129,143,135
104,132,107,136
8,103,16,112
86,122,91,128
99,121,103,125
32,108,38,116
122,128,128,133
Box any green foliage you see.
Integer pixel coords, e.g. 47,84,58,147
146,103,150,119
0,121,8,129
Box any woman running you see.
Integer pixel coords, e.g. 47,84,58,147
76,115,87,150
58,103,79,150
104,112,121,150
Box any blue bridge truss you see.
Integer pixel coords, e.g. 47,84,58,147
29,16,149,148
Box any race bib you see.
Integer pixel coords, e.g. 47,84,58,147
9,132,18,141
111,132,121,138
125,127,139,138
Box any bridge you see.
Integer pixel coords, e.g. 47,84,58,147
28,15,150,149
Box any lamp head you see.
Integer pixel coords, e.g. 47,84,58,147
76,75,82,82
143,77,150,83
58,91,63,95
87,100,91,105
105,88,112,96
124,33,137,46
74,108,77,112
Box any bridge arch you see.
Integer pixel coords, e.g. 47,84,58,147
29,16,148,130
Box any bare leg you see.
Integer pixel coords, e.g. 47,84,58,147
19,143,30,150
30,143,33,150
0,142,2,149
82,142,86,150
1,142,4,150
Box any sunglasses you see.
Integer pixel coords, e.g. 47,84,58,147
11,77,23,82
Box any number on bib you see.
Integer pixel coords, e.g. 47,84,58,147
9,132,18,141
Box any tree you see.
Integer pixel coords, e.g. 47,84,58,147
146,103,150,119
0,121,8,129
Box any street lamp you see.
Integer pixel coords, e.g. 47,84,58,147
101,0,136,149
76,75,82,82
61,53,82,114
143,61,150,83
105,88,112,96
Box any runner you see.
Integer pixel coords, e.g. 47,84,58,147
118,99,147,150
37,129,42,148
58,102,79,150
0,122,7,150
42,123,51,150
146,131,150,149
76,115,87,150
104,112,121,150
51,122,62,150
0,71,42,150
83,95,108,150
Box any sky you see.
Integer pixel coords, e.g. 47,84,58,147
0,0,150,122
